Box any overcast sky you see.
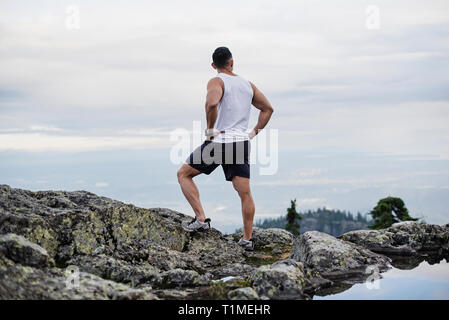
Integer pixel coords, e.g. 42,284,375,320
1,1,449,232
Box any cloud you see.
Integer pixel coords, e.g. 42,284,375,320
253,169,449,188
1,1,448,126
290,168,327,178
0,132,170,152
275,100,449,157
296,198,328,208
0,1,448,229
29,125,63,132
94,182,109,187
0,124,63,133
214,205,227,212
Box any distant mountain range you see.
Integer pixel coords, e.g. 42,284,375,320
253,208,372,237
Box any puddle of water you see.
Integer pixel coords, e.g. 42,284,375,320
314,258,449,300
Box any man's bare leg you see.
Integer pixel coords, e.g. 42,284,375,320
177,163,206,222
232,176,255,240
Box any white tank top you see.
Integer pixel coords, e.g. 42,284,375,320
213,72,253,143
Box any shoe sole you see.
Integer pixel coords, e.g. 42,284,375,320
182,225,210,233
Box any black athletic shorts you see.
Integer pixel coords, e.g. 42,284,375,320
186,140,250,181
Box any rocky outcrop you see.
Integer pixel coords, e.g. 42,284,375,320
209,263,255,278
0,185,251,299
340,221,449,267
67,254,160,286
1,184,448,300
0,232,157,299
0,184,298,300
228,287,259,300
227,227,294,266
153,269,210,289
291,231,391,281
0,233,54,268
251,259,306,300
228,227,293,255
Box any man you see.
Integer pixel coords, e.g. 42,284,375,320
176,47,274,251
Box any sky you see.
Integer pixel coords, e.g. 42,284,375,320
1,0,449,233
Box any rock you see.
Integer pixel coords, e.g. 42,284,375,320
340,229,415,256
0,254,157,300
251,259,306,300
67,254,160,286
68,272,158,300
0,210,60,259
227,227,294,266
182,229,246,272
0,185,245,270
145,233,246,274
151,289,191,299
228,287,259,300
153,268,210,289
1,184,447,300
0,185,190,263
291,231,391,281
303,274,333,295
210,263,255,278
146,244,192,271
341,221,449,259
228,227,293,255
0,233,54,268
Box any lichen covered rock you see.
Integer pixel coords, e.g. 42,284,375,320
341,221,449,257
251,259,306,299
228,227,293,255
0,233,54,268
153,268,210,289
291,231,391,280
1,184,447,300
67,254,160,286
0,247,157,300
228,287,259,300
210,263,255,278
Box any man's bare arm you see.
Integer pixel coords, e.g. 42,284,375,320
205,78,224,135
249,82,274,139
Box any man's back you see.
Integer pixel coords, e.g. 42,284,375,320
213,72,253,143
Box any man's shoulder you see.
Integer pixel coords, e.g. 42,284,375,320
207,76,224,89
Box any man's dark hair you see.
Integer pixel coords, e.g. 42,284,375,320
212,47,232,68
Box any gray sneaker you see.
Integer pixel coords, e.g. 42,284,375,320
182,217,211,232
237,237,254,251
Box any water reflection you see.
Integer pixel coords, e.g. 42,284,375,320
314,258,449,300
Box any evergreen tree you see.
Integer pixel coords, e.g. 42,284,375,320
347,212,354,221
369,196,418,230
285,199,302,235
251,207,372,236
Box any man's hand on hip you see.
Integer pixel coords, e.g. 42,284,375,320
248,129,258,140
205,128,224,141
